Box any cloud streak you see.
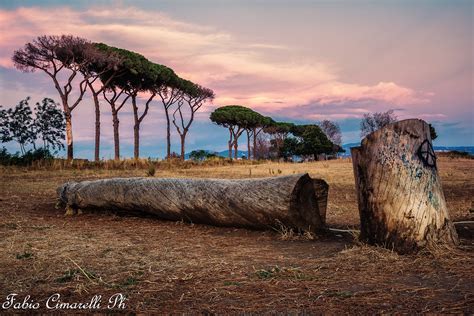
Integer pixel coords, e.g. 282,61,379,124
0,5,430,120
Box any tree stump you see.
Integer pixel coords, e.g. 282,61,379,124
58,174,327,233
351,119,458,252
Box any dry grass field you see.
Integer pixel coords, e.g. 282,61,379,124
0,158,472,313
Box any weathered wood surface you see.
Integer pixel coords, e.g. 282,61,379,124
58,174,327,233
351,119,458,252
312,179,329,225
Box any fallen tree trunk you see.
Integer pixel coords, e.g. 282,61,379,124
351,119,458,253
58,174,326,233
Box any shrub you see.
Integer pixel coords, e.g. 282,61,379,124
189,149,219,161
0,147,54,166
445,150,473,159
146,164,156,177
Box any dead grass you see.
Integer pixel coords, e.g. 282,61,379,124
0,157,472,313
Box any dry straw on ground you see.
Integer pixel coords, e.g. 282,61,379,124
0,157,472,313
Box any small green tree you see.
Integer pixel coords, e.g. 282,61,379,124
210,106,244,159
4,98,37,154
189,150,207,161
172,80,215,160
280,137,300,160
278,124,334,160
241,113,273,160
13,35,94,160
264,122,295,158
34,98,65,151
210,105,261,159
157,73,186,159
296,125,333,159
189,150,218,161
0,106,11,143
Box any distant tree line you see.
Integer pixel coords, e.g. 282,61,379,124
9,35,439,162
208,107,438,161
209,105,343,160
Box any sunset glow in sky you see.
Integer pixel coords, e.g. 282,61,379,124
0,0,472,158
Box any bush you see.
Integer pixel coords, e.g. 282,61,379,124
445,150,473,159
0,147,54,166
146,164,156,177
189,150,219,161
0,147,14,165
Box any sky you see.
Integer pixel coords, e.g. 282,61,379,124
0,0,472,159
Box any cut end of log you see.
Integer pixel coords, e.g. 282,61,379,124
289,173,324,232
312,179,329,225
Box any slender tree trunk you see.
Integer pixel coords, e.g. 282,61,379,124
92,92,100,162
165,110,171,159
247,130,251,160
131,93,154,160
134,124,139,160
228,128,233,159
105,89,129,162
253,127,257,160
234,141,238,160
60,94,74,161
132,95,140,159
112,111,120,161
132,96,140,160
180,132,186,160
65,111,73,161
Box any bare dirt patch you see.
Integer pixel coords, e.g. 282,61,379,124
0,158,472,313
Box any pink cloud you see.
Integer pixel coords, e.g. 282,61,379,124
0,5,431,120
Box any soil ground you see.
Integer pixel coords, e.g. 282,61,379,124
0,158,473,313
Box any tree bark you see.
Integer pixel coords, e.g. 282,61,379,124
180,132,187,160
131,93,153,160
92,92,100,162
132,95,140,160
159,90,180,160
134,124,139,160
112,111,120,161
58,174,325,233
104,88,129,162
165,110,171,159
64,111,73,161
312,179,329,225
253,127,257,160
228,128,233,159
234,141,238,160
351,119,458,253
59,93,74,161
247,130,251,160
